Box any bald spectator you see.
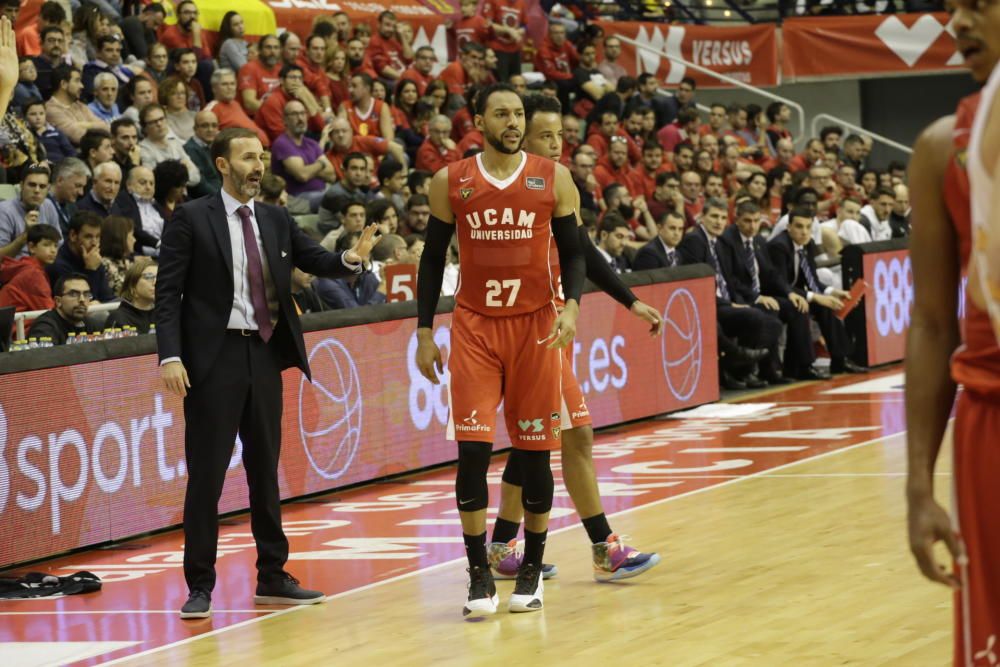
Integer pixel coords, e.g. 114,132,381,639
77,161,123,217
280,32,303,68
45,65,109,145
204,68,270,147
183,110,222,199
680,170,705,229
416,115,460,173
598,36,627,89
87,72,121,123
271,100,338,212
789,138,824,173
257,64,326,142
238,34,282,116
138,104,201,187
325,116,403,180
890,184,910,238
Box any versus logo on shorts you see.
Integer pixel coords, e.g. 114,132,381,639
456,410,491,433
526,177,545,190
517,417,547,441
460,188,473,200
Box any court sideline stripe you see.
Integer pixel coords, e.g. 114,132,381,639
95,426,908,667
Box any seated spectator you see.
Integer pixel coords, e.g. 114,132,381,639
48,211,115,303
183,111,222,199
788,138,824,173
291,267,326,314
318,195,367,243
0,164,60,259
110,118,141,174
114,165,163,255
297,33,333,113
100,215,135,295
240,39,281,116
325,116,401,180
376,159,408,212
534,23,578,110
841,134,866,171
139,104,201,188
87,72,122,123
439,42,484,104
159,76,196,142
120,3,165,62
399,46,435,96
271,100,338,213
45,65,109,145
324,47,351,110
204,68,270,148
340,72,394,141
82,35,134,105
416,115,460,172
257,173,288,208
33,25,70,101
41,158,89,237
890,184,910,238
569,147,600,214
104,257,156,332
858,186,897,241
635,142,669,199
22,98,76,165
120,76,156,124
15,1,64,58
634,210,684,270
77,161,122,217
571,42,611,118
819,196,867,258
170,48,206,110
704,172,726,200
327,152,378,204
258,64,326,142
78,127,115,175
28,273,99,344
594,137,642,199
400,193,430,237
367,199,399,237
595,214,633,274
370,232,407,283
679,170,705,229
14,57,43,111
68,5,110,71
216,11,250,74
158,1,211,61
820,125,842,152
314,231,385,308
0,224,60,313
765,102,793,148
647,171,685,226
367,10,412,83
657,108,700,156
152,160,190,222
143,42,170,85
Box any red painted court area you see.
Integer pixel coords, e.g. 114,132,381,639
0,368,906,666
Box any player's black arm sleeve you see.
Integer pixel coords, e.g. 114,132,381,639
581,226,638,309
416,215,455,328
551,212,585,304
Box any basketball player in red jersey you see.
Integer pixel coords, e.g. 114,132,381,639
488,93,664,582
415,83,587,618
906,2,1000,663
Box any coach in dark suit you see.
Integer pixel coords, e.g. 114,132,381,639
156,127,381,619
768,207,865,375
721,200,817,381
634,209,684,271
677,197,781,387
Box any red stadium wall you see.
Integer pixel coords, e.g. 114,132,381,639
0,276,718,568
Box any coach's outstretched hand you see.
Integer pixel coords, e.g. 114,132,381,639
343,223,382,265
630,301,663,335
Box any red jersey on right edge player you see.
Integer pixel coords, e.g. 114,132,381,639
415,83,587,619
905,1,1000,664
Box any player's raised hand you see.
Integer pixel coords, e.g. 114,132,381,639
415,328,443,384
546,301,578,349
630,301,662,335
344,223,382,264
907,493,963,589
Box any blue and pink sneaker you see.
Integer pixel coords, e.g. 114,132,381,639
592,534,661,582
487,540,558,580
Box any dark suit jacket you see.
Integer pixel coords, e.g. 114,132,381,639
155,191,359,385
767,230,822,297
633,237,676,271
720,225,791,304
183,137,223,200
676,224,741,306
75,191,114,217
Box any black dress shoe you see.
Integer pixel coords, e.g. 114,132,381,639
794,367,831,381
830,358,868,374
761,371,793,385
744,373,768,389
721,371,747,390
180,589,211,619
734,346,769,363
255,574,325,605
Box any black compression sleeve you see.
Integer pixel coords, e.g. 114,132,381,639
416,215,455,328
581,226,638,309
551,212,585,304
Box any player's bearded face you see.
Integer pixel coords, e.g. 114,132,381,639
480,95,526,155
485,123,524,154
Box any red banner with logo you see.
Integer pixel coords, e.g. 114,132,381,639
263,0,445,46
0,277,718,568
600,21,778,88
782,13,962,81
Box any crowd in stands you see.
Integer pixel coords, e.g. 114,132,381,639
0,0,912,387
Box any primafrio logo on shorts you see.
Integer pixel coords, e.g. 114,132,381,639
298,339,363,481
661,288,703,402
455,410,490,434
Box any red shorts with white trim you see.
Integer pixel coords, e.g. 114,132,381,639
447,305,563,451
560,345,592,429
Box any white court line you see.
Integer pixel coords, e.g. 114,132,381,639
96,426,910,667
0,610,273,615
774,399,906,404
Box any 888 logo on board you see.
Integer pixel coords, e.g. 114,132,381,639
873,256,913,337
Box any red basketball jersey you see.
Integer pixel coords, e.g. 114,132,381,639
946,92,1000,397
448,152,558,317
343,99,385,138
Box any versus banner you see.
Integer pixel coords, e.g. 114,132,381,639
0,276,718,567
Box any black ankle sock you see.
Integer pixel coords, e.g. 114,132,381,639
523,529,547,566
582,513,612,544
491,517,520,545
464,532,488,568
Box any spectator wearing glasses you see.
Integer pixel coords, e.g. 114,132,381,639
416,115,459,173
158,1,210,61
27,273,98,344
104,258,156,333
399,46,435,96
0,164,60,260
139,104,201,188
184,111,223,199
258,65,326,143
48,211,115,303
32,25,70,101
270,99,338,213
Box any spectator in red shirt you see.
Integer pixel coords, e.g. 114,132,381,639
416,115,461,172
636,142,670,200
280,32,302,68
257,64,326,142
17,0,65,58
340,72,395,141
448,0,490,59
158,1,209,59
586,110,636,161
594,137,642,199
483,0,526,80
761,137,795,172
534,22,578,110
204,68,269,147
346,37,379,79
787,137,824,173
657,108,700,156
674,142,695,174
440,42,485,103
700,103,728,139
398,46,435,96
297,34,333,114
559,113,583,167
0,224,59,314
325,116,405,181
367,10,413,83
332,11,352,48
238,34,281,116
765,101,793,149
679,170,705,229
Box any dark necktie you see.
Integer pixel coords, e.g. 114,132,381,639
746,240,760,296
666,249,676,267
236,205,273,342
797,247,821,293
709,239,730,301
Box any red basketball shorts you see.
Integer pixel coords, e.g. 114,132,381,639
447,305,563,451
953,389,1000,666
560,345,592,429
